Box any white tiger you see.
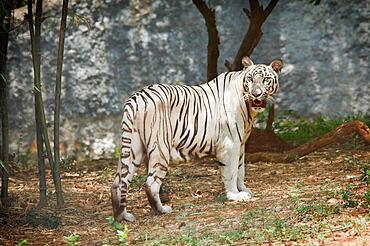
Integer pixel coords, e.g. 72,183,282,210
111,56,283,222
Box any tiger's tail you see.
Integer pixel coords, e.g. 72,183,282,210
111,102,137,222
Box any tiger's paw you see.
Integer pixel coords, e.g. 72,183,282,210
159,205,172,214
117,211,135,222
238,186,254,196
226,191,252,201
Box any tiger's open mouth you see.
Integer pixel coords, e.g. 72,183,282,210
250,99,267,108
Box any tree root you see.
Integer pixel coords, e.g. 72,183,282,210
246,120,370,163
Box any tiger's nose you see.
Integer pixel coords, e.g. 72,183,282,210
252,89,262,98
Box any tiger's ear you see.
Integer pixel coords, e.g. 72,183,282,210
242,56,254,69
270,59,283,74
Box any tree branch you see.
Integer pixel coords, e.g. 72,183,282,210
249,0,262,14
192,0,220,81
224,59,233,71
242,8,251,19
262,0,279,22
226,0,279,71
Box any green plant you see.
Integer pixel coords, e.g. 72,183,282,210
360,165,370,184
215,194,228,203
0,160,8,175
114,146,121,159
292,182,305,192
107,216,128,245
241,207,326,242
255,104,272,127
70,14,91,31
98,167,115,182
296,200,339,221
18,151,31,166
0,73,7,84
176,211,188,220
345,215,367,235
101,239,113,246
339,184,358,208
215,215,224,222
17,239,28,246
218,231,245,244
130,174,147,190
60,157,77,171
116,226,129,245
272,113,370,145
26,210,60,229
343,155,354,165
107,216,123,231
363,191,370,208
64,234,80,246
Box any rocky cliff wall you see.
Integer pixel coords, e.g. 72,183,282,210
6,0,369,158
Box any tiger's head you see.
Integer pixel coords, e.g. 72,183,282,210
242,56,283,113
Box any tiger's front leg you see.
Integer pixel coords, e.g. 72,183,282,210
237,151,253,196
217,138,252,201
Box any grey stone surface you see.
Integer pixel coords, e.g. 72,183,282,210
6,0,370,158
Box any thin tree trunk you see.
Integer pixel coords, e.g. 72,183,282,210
0,83,9,207
0,0,12,207
53,0,69,207
192,0,220,81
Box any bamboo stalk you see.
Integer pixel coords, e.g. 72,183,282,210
36,106,47,206
27,0,47,207
28,0,64,207
53,0,69,207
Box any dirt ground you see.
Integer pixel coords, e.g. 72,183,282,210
0,142,369,245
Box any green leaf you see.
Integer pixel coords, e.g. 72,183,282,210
0,73,7,85
106,216,114,225
33,85,41,93
64,234,80,245
17,239,28,246
0,160,8,175
106,216,123,231
116,224,129,242
69,14,91,31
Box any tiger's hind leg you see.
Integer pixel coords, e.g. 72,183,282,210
111,131,145,222
145,150,172,214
